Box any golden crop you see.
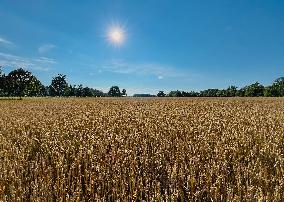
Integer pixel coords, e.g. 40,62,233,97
0,98,284,201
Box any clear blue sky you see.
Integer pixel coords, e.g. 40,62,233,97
0,0,284,95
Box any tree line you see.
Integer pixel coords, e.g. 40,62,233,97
157,78,284,97
0,67,126,97
1,67,283,98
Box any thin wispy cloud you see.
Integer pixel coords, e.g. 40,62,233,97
0,52,56,71
0,37,14,46
38,43,57,54
34,57,57,64
102,60,188,79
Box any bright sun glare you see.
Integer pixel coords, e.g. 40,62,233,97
107,25,125,46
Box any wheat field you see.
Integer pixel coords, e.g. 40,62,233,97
0,98,284,201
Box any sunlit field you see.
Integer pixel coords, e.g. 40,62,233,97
1,98,284,201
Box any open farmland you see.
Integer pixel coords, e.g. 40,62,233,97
0,98,284,201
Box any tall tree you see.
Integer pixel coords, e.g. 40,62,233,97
122,89,127,96
108,86,121,97
75,84,84,97
0,66,6,96
24,76,45,96
49,74,69,96
5,68,34,97
273,77,284,96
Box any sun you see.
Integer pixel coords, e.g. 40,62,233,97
107,24,126,46
109,28,124,44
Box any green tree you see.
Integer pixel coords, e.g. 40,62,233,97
168,91,176,97
24,76,45,96
67,85,77,96
273,77,284,96
0,66,6,96
226,86,238,97
183,91,199,97
236,88,246,97
122,89,127,96
200,89,219,97
157,91,166,97
75,84,84,97
92,89,105,97
168,90,182,97
244,82,264,97
5,68,34,98
108,86,121,97
82,87,93,97
216,89,227,97
263,86,276,97
49,74,69,96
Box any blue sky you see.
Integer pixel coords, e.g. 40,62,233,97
0,0,284,95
